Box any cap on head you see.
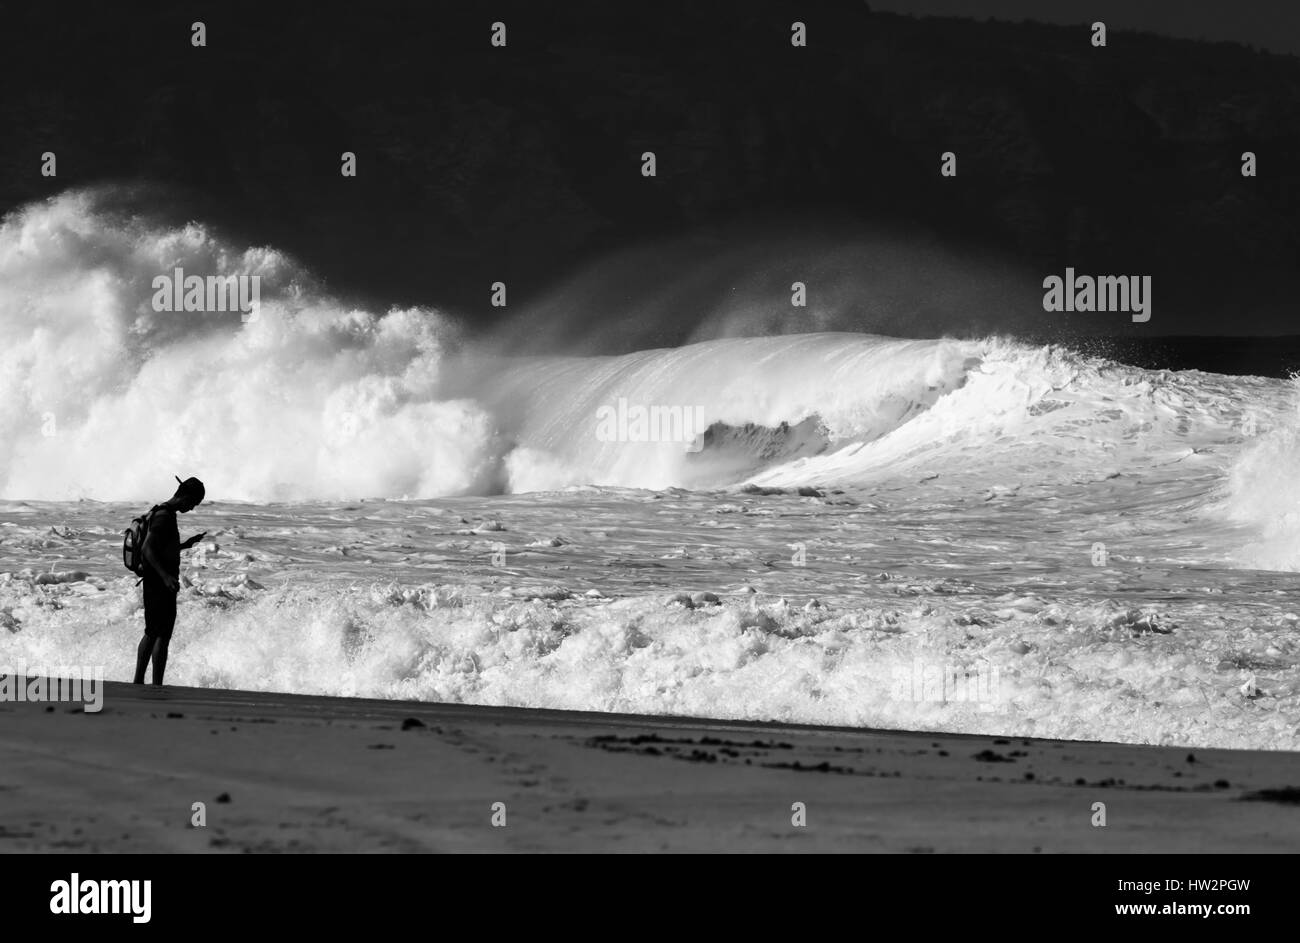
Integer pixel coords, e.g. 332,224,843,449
173,475,206,506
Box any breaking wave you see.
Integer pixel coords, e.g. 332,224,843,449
2,189,1297,573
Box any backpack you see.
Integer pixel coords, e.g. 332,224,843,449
122,506,160,578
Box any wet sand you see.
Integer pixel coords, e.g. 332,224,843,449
0,680,1297,852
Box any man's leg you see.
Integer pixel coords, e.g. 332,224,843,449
133,634,153,684
141,578,176,685
150,639,170,685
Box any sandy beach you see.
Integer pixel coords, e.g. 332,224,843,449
1,680,1296,853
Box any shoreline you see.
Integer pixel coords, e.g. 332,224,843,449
1,681,1297,852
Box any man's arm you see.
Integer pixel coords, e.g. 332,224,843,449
180,532,207,551
142,519,178,590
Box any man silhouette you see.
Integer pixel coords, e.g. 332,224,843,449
133,476,206,685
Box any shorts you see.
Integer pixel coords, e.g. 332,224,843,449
143,577,178,641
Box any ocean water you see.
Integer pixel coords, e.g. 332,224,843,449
2,190,1299,749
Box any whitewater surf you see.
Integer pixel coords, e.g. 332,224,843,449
2,191,1298,750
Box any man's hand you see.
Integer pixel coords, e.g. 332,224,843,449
163,574,179,592
181,533,207,551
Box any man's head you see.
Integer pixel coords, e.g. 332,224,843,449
172,476,206,512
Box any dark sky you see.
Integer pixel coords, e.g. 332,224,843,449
873,0,1300,57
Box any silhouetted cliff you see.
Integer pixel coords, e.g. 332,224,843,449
2,0,1296,334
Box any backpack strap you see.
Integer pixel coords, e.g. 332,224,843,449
137,505,162,581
